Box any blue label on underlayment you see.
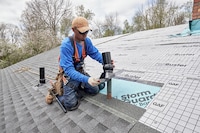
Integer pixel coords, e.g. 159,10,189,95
100,78,161,108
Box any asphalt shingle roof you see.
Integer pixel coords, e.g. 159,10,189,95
1,24,200,133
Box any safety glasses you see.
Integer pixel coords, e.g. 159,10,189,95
77,29,89,35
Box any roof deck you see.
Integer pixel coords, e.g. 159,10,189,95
0,24,200,133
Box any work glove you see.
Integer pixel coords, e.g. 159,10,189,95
88,77,100,86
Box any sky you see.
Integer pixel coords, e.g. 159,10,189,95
0,0,190,27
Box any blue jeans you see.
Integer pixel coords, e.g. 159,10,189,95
58,79,99,108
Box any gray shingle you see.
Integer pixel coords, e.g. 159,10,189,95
129,122,161,133
91,123,108,133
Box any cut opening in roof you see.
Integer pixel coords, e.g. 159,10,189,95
100,78,161,109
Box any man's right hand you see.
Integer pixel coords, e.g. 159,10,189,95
88,77,100,86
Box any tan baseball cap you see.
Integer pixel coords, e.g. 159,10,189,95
72,17,92,33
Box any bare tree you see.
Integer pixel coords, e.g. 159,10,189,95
103,13,122,37
132,0,190,31
0,23,21,68
165,2,179,26
0,23,20,48
0,24,9,59
75,5,95,21
60,13,73,37
0,24,6,40
132,8,145,31
25,0,72,35
7,24,21,46
122,20,134,34
20,0,72,55
180,0,193,20
92,20,104,38
143,0,168,29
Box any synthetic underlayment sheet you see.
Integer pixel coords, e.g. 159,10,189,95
100,78,161,108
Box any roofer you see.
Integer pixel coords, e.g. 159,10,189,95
58,16,103,111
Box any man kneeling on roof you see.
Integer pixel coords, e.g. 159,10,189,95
57,16,104,111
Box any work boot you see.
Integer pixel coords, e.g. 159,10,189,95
45,92,54,104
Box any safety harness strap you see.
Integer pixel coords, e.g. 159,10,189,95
69,36,87,63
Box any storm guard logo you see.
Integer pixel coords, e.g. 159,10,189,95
121,91,156,108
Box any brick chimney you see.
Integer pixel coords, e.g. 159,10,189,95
189,0,200,32
192,0,200,20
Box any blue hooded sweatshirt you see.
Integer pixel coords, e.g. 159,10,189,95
60,36,103,83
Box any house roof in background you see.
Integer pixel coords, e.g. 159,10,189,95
1,24,200,133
